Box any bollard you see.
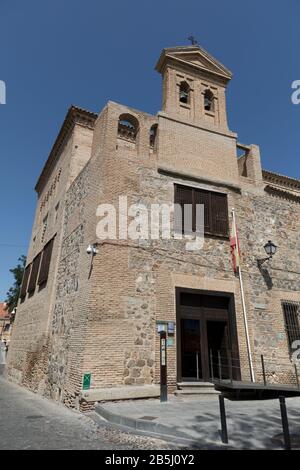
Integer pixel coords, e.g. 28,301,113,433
261,355,267,386
294,364,299,389
218,394,228,444
159,330,167,402
279,396,291,450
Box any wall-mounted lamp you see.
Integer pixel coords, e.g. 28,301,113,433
86,243,99,256
257,240,277,267
87,243,100,278
263,240,277,258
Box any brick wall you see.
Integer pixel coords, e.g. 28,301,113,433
6,47,300,408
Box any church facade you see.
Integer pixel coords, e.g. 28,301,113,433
6,45,300,410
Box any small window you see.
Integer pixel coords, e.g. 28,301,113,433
174,185,228,237
41,214,48,243
282,301,300,354
118,114,139,142
20,264,31,300
149,124,157,148
38,237,55,286
27,253,42,294
55,202,60,223
179,82,190,105
204,89,214,112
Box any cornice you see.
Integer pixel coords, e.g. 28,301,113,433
262,170,300,193
35,106,97,195
264,185,300,204
158,165,242,193
155,45,232,83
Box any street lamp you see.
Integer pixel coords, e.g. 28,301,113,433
264,240,277,259
86,243,100,279
86,244,99,255
258,240,278,267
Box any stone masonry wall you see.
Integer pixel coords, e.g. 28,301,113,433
6,119,94,401
78,101,300,396
45,161,90,407
7,95,300,409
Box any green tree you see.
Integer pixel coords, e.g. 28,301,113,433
5,255,26,312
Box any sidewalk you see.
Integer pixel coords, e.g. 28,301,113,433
0,376,173,450
95,395,300,449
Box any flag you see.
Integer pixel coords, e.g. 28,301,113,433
230,210,241,273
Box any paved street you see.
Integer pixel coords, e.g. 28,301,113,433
0,376,174,450
2,371,300,450
97,395,300,449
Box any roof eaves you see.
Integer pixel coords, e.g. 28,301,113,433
34,105,97,194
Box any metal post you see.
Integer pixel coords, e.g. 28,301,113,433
219,394,228,444
279,396,291,450
210,349,214,380
228,350,233,384
261,355,267,386
218,350,222,380
232,208,255,383
196,352,199,380
159,330,167,402
294,364,299,389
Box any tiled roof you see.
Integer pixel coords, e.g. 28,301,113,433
0,303,9,320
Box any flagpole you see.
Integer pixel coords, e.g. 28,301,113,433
232,209,255,383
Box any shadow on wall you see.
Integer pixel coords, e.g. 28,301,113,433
257,262,273,290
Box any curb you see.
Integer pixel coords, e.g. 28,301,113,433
94,403,230,449
91,408,228,449
95,403,193,440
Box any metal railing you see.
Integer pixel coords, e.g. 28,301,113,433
209,349,300,390
218,393,292,449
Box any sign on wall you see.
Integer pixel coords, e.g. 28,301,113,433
83,373,91,390
157,321,175,347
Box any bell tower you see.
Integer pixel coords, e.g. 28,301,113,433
155,45,232,130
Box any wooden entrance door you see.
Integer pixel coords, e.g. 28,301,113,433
180,317,202,380
206,313,230,380
177,289,241,382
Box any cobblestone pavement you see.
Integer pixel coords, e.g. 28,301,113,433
0,376,177,450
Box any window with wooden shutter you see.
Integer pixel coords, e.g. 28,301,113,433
174,184,229,237
27,253,41,294
210,192,229,237
20,264,31,299
174,185,193,233
282,301,300,354
38,237,54,286
194,188,210,233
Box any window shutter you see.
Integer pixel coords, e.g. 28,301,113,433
174,184,229,237
174,185,193,233
20,265,31,299
27,253,41,293
211,192,228,236
194,188,210,233
38,237,54,286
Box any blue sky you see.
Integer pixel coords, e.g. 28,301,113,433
0,0,299,299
